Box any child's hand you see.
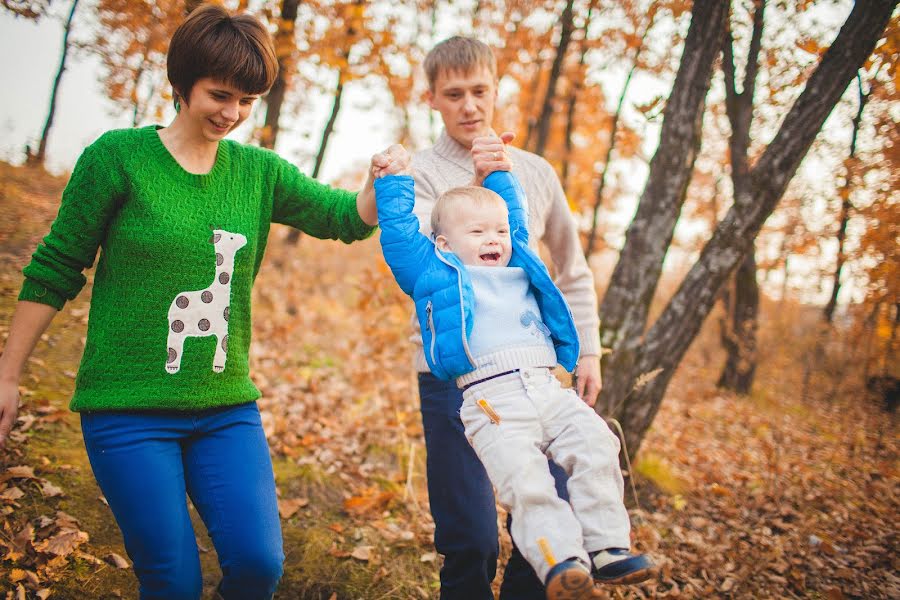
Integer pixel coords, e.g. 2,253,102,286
370,144,411,179
471,132,515,185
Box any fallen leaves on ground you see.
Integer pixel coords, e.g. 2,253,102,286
104,553,130,569
277,497,310,519
0,164,896,599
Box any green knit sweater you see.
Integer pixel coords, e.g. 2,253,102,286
19,125,375,412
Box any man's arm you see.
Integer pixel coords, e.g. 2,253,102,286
538,161,603,404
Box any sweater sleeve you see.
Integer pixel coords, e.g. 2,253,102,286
538,160,602,357
272,157,375,243
19,137,126,310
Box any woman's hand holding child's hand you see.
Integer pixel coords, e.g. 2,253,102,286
370,144,411,179
360,144,410,225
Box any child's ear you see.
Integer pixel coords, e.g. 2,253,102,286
425,88,435,110
435,234,451,252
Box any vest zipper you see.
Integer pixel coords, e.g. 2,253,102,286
425,301,438,367
434,249,476,366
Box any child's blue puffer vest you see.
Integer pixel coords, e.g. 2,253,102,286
375,171,580,381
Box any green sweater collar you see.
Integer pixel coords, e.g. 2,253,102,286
145,125,232,189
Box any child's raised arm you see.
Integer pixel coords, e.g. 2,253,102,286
470,133,530,242
483,171,530,245
374,176,435,297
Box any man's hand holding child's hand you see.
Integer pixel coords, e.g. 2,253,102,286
370,144,411,179
471,132,515,185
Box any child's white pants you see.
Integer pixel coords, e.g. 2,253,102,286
460,367,631,583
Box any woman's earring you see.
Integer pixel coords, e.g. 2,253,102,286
174,99,181,113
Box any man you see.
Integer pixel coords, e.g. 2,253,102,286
410,36,604,599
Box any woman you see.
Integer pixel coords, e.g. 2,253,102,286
0,4,406,599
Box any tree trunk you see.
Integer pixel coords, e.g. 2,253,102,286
863,302,885,381
597,0,728,416
888,303,900,371
600,0,895,459
584,8,655,257
29,0,79,166
779,248,791,303
717,0,765,394
261,0,300,150
130,37,155,129
717,250,759,393
131,64,145,127
284,69,344,245
311,70,344,179
532,0,575,157
522,57,547,152
560,0,598,192
823,74,869,323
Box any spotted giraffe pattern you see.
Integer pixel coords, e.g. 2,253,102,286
165,230,247,374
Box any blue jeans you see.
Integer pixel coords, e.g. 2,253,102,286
419,373,569,600
81,401,284,600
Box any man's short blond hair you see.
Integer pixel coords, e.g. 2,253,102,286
424,36,497,90
431,186,505,235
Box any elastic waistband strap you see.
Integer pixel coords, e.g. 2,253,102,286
460,369,520,391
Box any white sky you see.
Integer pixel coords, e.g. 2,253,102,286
0,5,400,181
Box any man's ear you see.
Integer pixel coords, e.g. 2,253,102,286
435,234,451,252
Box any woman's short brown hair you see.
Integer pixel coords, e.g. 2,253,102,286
167,3,278,104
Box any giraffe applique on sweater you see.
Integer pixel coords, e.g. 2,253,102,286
166,230,248,374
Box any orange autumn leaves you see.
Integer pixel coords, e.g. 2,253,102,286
1,465,130,597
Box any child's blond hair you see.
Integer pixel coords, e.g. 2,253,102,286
431,186,506,235
423,36,497,91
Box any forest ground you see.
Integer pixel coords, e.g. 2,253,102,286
0,162,896,599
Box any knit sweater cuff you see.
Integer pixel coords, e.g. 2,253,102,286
577,325,601,357
18,278,66,310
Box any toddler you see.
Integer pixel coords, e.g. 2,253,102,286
374,171,655,599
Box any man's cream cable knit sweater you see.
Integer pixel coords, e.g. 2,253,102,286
410,130,601,373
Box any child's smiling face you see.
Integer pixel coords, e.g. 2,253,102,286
435,196,511,267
